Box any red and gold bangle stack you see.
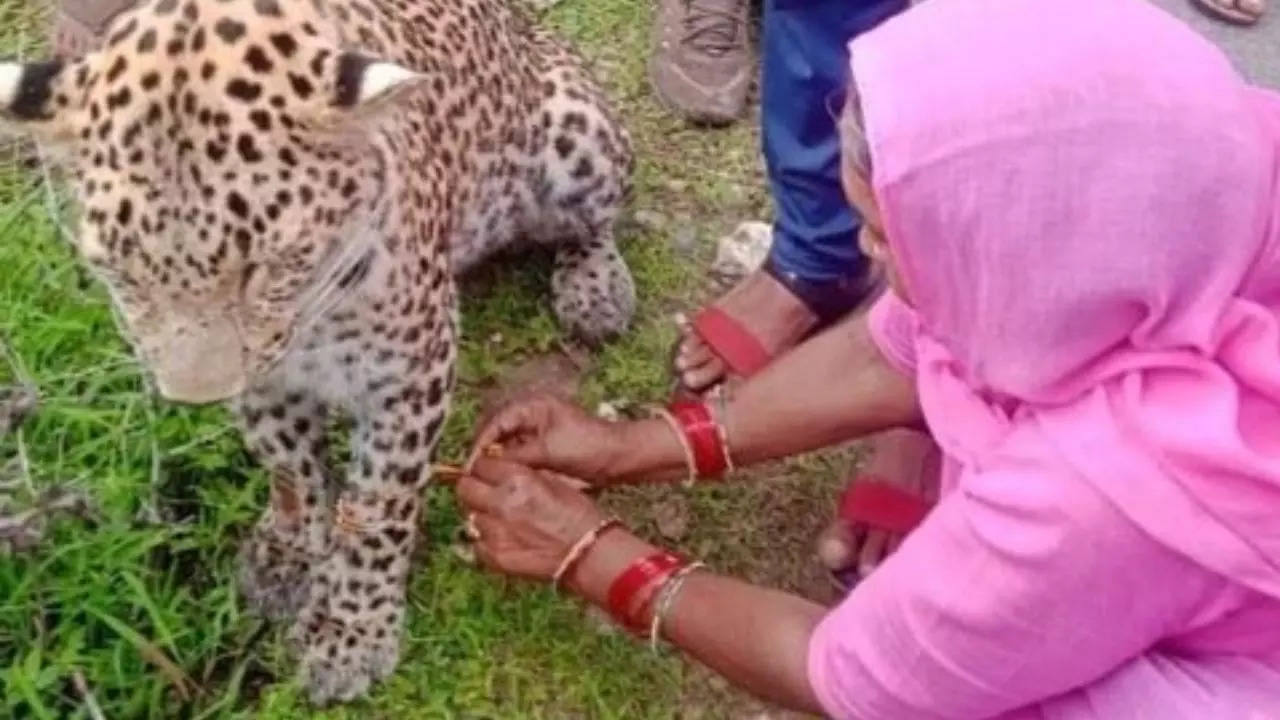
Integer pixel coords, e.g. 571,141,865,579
605,550,686,634
655,400,734,484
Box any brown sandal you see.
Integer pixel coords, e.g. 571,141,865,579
1191,0,1265,25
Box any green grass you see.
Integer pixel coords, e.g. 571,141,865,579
0,1,844,717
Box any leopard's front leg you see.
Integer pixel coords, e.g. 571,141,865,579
291,353,452,704
233,385,333,621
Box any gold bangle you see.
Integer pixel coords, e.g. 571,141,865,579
648,561,706,652
649,406,698,486
551,516,623,592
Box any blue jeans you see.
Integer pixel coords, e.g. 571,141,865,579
762,0,907,318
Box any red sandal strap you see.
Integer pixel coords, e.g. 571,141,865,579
838,479,931,535
691,306,774,378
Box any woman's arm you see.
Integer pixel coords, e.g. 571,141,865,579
604,313,921,482
567,530,828,713
470,311,921,485
576,462,1227,719
457,458,828,713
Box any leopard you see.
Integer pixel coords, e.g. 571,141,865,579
0,0,634,704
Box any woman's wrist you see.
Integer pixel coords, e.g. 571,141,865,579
564,528,657,606
600,418,688,483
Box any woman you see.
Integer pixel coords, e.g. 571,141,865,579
458,0,1280,715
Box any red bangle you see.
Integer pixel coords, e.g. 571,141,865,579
669,400,730,479
607,551,685,632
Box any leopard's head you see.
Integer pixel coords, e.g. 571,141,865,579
1,0,426,402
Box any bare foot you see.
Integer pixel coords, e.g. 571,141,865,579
675,270,817,392
816,428,940,588
1191,0,1265,24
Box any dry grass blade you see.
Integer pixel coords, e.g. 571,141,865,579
72,670,107,720
0,487,95,554
139,642,201,702
0,386,38,435
431,463,466,484
86,607,203,702
432,443,505,485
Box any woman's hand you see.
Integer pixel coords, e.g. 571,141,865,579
456,457,609,581
468,395,627,481
456,462,826,716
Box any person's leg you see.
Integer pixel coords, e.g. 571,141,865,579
674,0,907,392
816,428,941,590
763,0,906,293
649,0,754,126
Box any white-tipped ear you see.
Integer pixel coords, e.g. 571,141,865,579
358,62,421,104
0,62,21,109
0,59,70,130
333,53,424,110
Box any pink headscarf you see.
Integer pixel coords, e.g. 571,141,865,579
851,0,1280,598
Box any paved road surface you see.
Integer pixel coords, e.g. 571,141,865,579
1150,0,1279,87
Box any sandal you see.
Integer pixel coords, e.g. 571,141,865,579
672,257,881,397
826,477,932,592
1190,0,1265,25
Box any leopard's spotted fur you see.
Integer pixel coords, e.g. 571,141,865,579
2,0,633,703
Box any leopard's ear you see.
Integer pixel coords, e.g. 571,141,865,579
329,52,425,114
0,59,78,142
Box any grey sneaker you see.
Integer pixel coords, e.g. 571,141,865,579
51,0,137,56
649,0,752,126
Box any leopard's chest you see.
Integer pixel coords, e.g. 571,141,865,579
266,242,455,413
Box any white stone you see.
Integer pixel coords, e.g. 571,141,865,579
709,220,772,282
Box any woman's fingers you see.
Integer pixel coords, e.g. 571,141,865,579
467,400,560,470
470,511,505,543
467,457,536,486
675,335,713,371
683,358,728,392
541,469,592,493
470,531,503,572
468,402,542,466
858,529,891,578
456,474,503,515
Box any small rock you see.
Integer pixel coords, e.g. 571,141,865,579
0,486,96,556
671,226,697,255
595,401,621,422
633,209,667,232
449,541,477,566
488,332,503,345
665,179,689,193
709,220,772,283
584,604,619,636
0,385,38,437
654,496,690,541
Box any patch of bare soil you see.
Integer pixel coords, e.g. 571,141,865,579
476,349,590,419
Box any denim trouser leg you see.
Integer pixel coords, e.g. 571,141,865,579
761,0,907,309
